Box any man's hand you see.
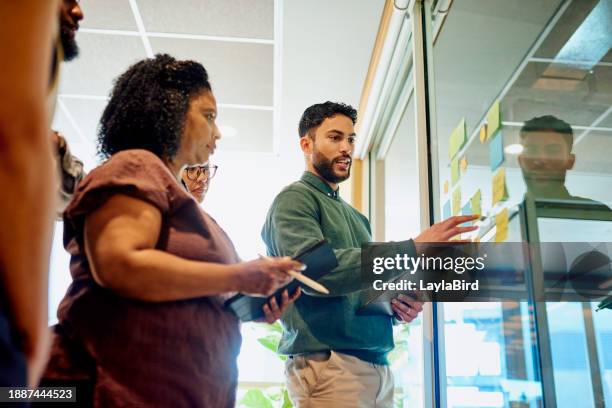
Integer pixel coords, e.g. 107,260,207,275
391,294,423,323
414,215,479,253
256,287,302,324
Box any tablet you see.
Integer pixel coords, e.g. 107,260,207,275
224,239,338,322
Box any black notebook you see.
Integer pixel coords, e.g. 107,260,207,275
224,239,338,322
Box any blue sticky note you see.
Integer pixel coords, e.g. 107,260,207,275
489,133,505,171
443,200,451,219
461,202,473,226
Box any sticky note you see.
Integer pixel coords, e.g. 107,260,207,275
460,157,468,173
451,157,460,186
495,208,509,243
461,202,473,226
487,100,501,139
448,119,467,160
452,188,461,216
470,189,482,216
492,168,509,206
479,124,488,143
443,200,451,219
489,133,504,171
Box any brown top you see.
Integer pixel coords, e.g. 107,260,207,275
47,149,242,407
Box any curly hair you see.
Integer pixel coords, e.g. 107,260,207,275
98,54,211,159
298,101,357,139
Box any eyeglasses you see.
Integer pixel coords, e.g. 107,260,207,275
185,164,218,181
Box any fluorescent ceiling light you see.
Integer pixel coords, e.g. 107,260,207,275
219,125,238,138
504,144,523,155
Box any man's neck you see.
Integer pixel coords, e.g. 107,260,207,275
524,178,570,198
306,166,339,191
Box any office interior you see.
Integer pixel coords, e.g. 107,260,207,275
48,0,611,407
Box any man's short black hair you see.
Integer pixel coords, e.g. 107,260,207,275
520,115,574,152
98,54,211,159
298,101,357,138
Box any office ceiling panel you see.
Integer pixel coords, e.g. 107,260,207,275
136,0,274,39
79,0,138,31
59,33,147,96
150,37,273,106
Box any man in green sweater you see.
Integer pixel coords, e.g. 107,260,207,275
261,101,477,407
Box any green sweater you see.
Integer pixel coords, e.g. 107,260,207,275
261,171,416,365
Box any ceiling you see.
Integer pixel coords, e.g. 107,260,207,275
50,0,385,259
434,0,612,168
54,0,279,170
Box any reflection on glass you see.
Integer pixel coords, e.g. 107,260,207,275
519,115,612,209
537,217,612,408
443,302,541,407
431,0,611,406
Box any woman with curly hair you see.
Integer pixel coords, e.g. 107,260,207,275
42,54,302,407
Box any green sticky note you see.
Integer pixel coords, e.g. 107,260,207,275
448,118,467,160
452,187,461,216
470,189,482,216
450,157,460,186
487,100,501,139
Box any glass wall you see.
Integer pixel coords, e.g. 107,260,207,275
383,97,424,407
429,0,612,406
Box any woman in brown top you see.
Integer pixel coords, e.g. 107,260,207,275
43,54,303,407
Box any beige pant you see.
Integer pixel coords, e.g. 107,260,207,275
285,351,394,408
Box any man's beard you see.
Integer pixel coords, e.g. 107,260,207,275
60,29,79,62
312,150,351,185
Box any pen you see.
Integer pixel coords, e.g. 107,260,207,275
258,254,330,295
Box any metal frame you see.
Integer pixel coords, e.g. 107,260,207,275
410,1,440,407
522,198,612,408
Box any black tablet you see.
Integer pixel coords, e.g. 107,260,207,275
224,239,338,322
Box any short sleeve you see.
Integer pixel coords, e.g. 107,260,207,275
64,149,175,220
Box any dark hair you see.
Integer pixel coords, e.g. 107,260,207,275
520,115,574,152
298,101,357,138
98,54,211,159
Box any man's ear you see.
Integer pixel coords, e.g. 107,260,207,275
300,135,313,154
566,153,575,170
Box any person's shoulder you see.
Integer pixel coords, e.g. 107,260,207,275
106,149,165,167
91,149,169,177
274,179,312,198
340,197,369,222
270,180,318,210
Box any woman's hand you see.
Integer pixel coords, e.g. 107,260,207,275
256,287,302,324
391,294,424,324
235,257,303,297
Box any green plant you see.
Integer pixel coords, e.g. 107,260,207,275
237,322,293,408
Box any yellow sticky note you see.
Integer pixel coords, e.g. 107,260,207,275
479,124,488,143
448,119,467,160
451,157,460,186
487,100,501,139
492,168,509,205
452,187,461,216
470,189,482,216
443,180,449,194
495,208,509,243
460,157,468,173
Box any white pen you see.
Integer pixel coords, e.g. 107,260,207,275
258,253,330,295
